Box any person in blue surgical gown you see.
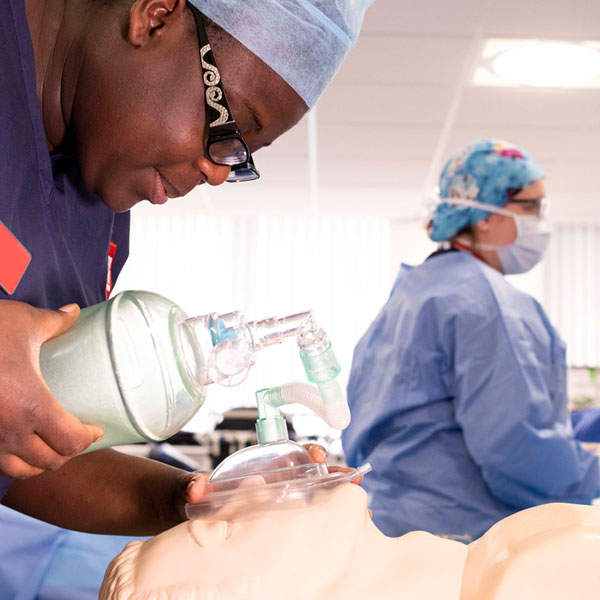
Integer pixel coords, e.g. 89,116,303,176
342,139,600,541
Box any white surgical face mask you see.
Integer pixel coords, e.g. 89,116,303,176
492,214,552,274
440,197,552,274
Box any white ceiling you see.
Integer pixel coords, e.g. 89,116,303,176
177,0,600,220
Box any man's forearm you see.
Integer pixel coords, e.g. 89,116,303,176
2,448,189,535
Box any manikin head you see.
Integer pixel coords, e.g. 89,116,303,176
100,483,466,600
101,483,600,600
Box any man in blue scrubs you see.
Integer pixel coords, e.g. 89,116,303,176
0,0,373,595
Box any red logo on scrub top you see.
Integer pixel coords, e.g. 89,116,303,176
106,242,117,299
0,220,31,295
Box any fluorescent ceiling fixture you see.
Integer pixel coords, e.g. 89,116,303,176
492,42,600,87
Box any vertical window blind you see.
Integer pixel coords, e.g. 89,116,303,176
543,222,600,368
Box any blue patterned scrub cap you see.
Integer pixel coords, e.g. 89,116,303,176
187,0,375,108
428,139,545,242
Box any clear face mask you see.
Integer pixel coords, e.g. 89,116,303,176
440,198,552,274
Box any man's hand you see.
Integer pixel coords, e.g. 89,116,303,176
173,471,209,522
0,300,103,478
304,442,363,481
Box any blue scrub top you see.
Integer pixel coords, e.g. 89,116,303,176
0,4,138,597
572,408,600,442
0,0,130,499
0,504,145,600
342,250,600,540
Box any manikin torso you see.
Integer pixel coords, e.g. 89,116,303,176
100,483,600,600
462,501,600,599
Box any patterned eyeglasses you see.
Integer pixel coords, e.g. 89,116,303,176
188,4,260,183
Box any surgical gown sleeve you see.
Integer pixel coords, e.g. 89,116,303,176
451,283,600,508
572,408,600,443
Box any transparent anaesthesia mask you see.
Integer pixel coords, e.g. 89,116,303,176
442,197,552,274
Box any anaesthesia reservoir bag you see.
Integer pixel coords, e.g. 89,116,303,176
39,291,346,452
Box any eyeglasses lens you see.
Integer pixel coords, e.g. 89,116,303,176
226,166,259,183
209,138,249,166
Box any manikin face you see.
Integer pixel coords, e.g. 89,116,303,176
101,484,374,600
101,483,600,600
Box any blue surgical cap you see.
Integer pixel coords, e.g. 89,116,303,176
428,139,545,242
187,0,375,108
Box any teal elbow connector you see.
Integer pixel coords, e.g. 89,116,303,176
255,387,289,444
299,342,350,430
299,342,341,384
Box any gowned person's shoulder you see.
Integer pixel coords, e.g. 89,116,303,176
399,252,502,322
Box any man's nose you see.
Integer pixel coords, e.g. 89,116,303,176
196,158,231,186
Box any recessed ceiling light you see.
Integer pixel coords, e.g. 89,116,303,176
492,42,600,87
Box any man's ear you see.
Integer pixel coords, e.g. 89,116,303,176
473,218,491,234
127,0,187,47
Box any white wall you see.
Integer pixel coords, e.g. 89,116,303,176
390,218,436,278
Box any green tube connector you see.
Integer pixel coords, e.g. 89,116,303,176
299,343,350,430
299,342,341,383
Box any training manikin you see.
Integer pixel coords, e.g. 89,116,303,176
100,482,600,600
